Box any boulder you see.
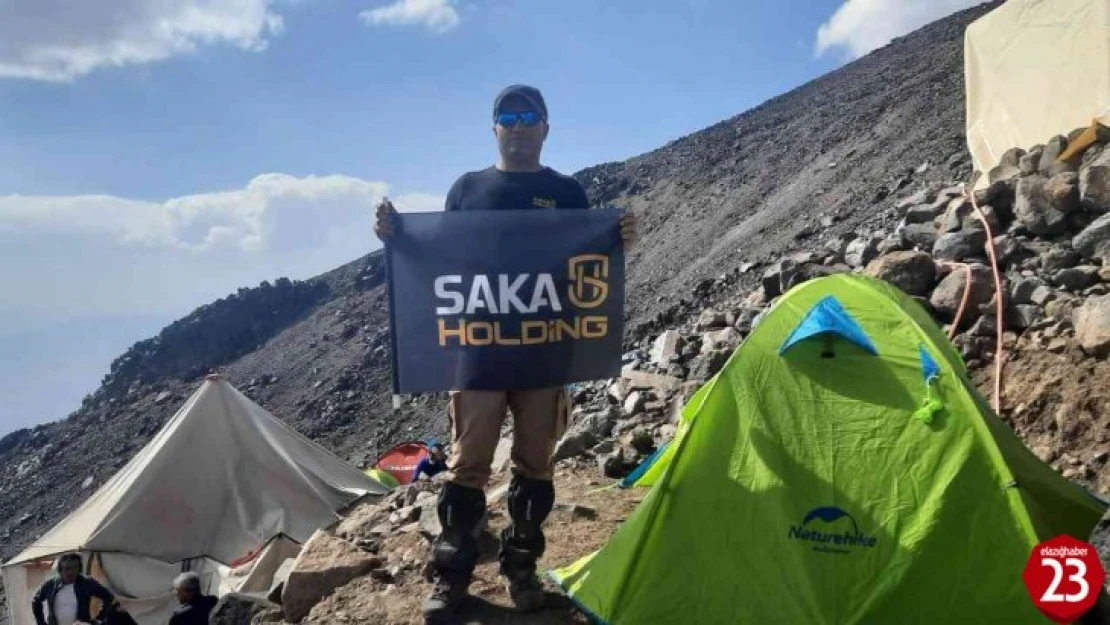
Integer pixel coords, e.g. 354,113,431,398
1014,176,1070,236
1074,213,1110,264
650,330,682,365
623,391,646,416
1044,171,1081,214
904,204,944,225
899,224,939,251
988,163,1022,187
824,234,854,263
1041,247,1081,272
929,264,995,325
690,349,730,381
1080,144,1110,213
845,236,881,268
629,427,656,456
761,260,795,299
780,263,843,293
1052,266,1101,292
933,230,987,262
1030,286,1059,307
1000,146,1025,168
992,235,1027,268
1093,509,1110,600
1010,276,1048,306
937,198,972,233
281,531,380,623
1007,304,1045,330
1074,295,1110,358
702,327,741,352
622,368,682,395
895,189,930,211
1039,135,1077,177
491,437,513,474
696,309,727,330
598,446,626,478
876,235,904,255
554,407,619,461
1046,295,1081,322
864,251,936,296
210,593,280,625
1019,147,1043,177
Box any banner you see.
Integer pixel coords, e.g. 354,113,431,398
384,208,625,393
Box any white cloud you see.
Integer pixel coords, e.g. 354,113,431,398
0,0,287,81
359,0,461,34
0,174,443,333
815,0,981,60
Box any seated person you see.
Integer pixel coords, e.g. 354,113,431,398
412,443,449,481
168,572,218,625
31,552,115,625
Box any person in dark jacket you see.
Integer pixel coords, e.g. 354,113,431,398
31,552,115,625
411,443,449,482
167,572,218,625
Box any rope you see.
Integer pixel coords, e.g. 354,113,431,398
948,180,1006,415
944,262,974,341
932,176,1006,415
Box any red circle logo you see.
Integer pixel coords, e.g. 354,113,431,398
1022,534,1106,624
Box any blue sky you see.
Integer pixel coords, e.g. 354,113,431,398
0,0,982,434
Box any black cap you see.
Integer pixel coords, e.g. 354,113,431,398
493,84,548,121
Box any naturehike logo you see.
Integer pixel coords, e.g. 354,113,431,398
433,254,611,347
788,506,878,555
532,196,557,208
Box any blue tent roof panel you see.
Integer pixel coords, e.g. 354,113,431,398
779,295,879,356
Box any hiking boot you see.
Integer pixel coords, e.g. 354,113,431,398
506,572,546,612
422,577,468,624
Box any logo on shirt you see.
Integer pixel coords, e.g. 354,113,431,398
532,196,557,208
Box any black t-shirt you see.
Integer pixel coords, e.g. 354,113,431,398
444,166,589,212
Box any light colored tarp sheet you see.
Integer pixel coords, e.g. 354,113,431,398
219,534,301,595
965,0,1110,182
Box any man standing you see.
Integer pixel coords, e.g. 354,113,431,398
374,84,635,623
30,553,115,625
167,572,218,625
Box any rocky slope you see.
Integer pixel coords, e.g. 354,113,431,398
203,126,1110,624
4,1,1110,621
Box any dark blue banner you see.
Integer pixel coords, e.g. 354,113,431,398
384,209,626,393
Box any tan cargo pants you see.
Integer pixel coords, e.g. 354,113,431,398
445,387,571,490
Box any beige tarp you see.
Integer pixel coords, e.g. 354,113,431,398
2,375,387,624
965,0,1110,181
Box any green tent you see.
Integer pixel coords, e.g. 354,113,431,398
550,274,1107,624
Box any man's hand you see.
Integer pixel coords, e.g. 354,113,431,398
374,197,398,239
620,211,638,247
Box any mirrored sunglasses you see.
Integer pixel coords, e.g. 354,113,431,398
495,111,543,127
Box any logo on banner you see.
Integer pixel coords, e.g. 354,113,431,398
567,254,609,308
433,253,613,347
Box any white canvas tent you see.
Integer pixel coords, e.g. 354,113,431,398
2,374,389,625
965,0,1110,183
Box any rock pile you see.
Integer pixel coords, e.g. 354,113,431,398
554,129,1110,492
